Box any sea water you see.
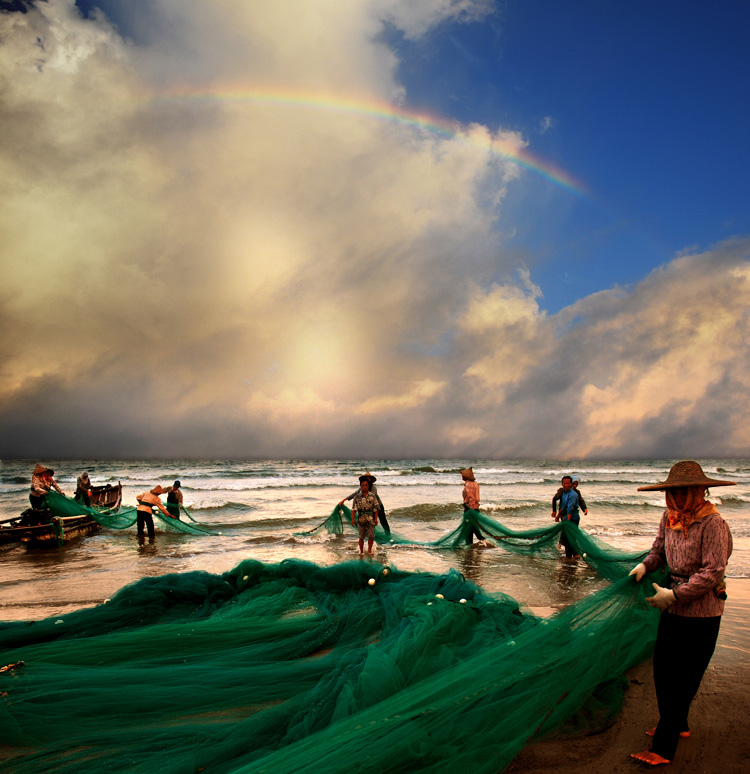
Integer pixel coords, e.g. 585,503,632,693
1,458,748,621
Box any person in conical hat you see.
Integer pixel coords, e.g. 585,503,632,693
460,467,485,544
29,463,64,509
135,485,172,540
339,472,390,533
629,461,735,766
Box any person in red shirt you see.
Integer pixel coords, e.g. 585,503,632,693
460,467,485,544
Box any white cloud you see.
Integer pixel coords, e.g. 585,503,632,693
537,116,556,134
0,2,748,459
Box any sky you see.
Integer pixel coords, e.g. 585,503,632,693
0,0,749,460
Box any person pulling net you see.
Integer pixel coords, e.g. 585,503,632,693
44,490,215,536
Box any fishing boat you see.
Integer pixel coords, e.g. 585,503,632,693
0,482,122,546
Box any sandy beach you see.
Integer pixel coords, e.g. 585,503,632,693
509,579,750,774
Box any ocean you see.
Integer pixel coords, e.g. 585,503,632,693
2,458,749,622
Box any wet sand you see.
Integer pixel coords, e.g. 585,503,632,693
508,579,750,773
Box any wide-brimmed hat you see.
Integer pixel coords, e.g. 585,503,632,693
33,463,54,476
359,472,376,485
150,485,165,495
637,460,736,491
459,467,475,481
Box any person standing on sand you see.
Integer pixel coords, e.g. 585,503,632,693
629,461,734,767
135,485,172,540
554,475,581,560
165,480,183,520
350,474,379,554
29,463,65,510
339,471,390,533
460,467,486,545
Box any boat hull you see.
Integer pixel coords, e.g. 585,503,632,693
0,483,122,545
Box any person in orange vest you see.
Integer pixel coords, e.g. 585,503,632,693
135,485,172,539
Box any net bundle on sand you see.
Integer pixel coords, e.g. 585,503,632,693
0,526,663,774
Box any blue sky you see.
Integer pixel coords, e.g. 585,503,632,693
389,0,750,309
1,0,749,459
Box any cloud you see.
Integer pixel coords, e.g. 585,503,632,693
537,116,556,134
0,1,748,460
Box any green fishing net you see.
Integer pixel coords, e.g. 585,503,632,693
0,520,664,774
301,506,640,581
44,490,214,536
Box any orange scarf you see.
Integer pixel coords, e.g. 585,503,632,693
665,487,718,535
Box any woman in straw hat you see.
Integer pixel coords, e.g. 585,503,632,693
29,463,65,510
629,461,734,766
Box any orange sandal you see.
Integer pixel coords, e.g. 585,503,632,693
631,750,671,766
646,728,690,738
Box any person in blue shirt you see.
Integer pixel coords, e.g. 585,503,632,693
554,475,581,559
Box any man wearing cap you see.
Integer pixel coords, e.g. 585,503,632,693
135,486,172,540
351,474,379,554
629,460,735,767
165,480,183,520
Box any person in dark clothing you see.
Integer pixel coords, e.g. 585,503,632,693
166,480,183,520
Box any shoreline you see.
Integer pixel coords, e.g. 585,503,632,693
509,578,750,773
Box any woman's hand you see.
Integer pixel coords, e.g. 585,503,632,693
646,583,676,610
629,562,647,582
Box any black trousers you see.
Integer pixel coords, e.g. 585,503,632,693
29,494,46,510
559,520,579,558
376,496,390,533
136,509,155,539
651,612,721,759
463,504,484,543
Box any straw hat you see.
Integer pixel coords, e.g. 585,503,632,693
33,463,54,476
459,467,475,481
359,472,376,485
637,460,736,491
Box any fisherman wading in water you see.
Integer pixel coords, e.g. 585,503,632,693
350,474,379,555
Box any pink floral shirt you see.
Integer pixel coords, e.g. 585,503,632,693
642,510,733,618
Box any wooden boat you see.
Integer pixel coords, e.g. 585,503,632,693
0,482,122,546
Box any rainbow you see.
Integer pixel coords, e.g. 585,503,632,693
148,86,587,196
